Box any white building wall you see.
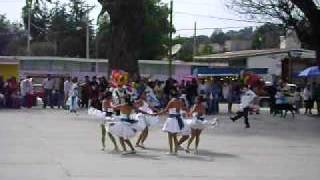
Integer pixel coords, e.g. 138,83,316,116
247,54,287,81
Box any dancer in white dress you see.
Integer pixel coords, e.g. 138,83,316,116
156,90,189,155
176,97,191,151
108,95,147,154
100,92,119,152
185,96,216,154
135,91,159,149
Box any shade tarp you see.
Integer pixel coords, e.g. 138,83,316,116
298,66,320,77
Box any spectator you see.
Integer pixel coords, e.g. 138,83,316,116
68,77,80,113
42,74,55,109
311,82,317,110
81,76,91,108
0,75,5,107
154,80,164,107
198,79,208,97
0,75,4,94
314,83,320,115
98,76,108,92
91,76,98,87
210,80,221,114
20,76,33,108
64,77,72,108
6,76,19,108
266,84,277,114
303,85,313,114
293,87,302,114
185,78,198,106
55,77,65,109
224,82,233,113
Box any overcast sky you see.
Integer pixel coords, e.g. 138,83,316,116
0,0,260,37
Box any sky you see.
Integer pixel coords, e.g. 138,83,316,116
0,0,260,37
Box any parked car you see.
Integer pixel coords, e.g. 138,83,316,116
33,84,44,99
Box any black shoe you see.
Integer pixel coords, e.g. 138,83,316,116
230,117,236,122
245,124,250,128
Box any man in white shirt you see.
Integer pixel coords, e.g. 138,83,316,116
20,76,33,108
63,77,72,107
230,85,256,128
42,74,55,108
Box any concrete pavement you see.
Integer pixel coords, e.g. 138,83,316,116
0,107,320,180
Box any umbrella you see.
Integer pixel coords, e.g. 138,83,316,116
298,66,320,77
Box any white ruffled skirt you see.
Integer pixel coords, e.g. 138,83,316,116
108,114,147,139
134,113,160,127
185,118,209,130
162,116,190,135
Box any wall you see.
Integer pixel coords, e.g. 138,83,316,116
0,64,19,80
247,54,286,82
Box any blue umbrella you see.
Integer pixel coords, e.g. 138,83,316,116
298,66,320,77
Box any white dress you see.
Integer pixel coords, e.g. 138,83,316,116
162,108,190,135
135,101,160,127
108,113,146,139
185,113,210,130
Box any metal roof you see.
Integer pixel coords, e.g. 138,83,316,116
194,48,316,61
0,56,220,66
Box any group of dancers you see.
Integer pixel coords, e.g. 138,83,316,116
88,85,218,155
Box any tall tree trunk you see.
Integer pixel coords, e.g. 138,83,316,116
100,0,144,78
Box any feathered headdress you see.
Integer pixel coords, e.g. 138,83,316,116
111,69,129,87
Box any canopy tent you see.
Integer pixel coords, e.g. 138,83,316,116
298,66,320,77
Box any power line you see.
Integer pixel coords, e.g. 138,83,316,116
175,11,271,24
176,25,258,32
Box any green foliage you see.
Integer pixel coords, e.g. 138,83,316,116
252,23,285,49
96,0,171,60
141,0,170,59
0,14,26,55
173,36,193,61
200,44,214,55
20,0,94,57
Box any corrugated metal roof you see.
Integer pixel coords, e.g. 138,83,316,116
0,56,218,66
194,48,316,61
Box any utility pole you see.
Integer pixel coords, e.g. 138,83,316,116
193,21,197,61
84,5,94,59
86,17,90,59
168,0,173,78
27,2,31,56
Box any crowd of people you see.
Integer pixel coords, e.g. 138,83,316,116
266,81,320,116
1,74,320,116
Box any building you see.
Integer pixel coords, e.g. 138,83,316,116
0,56,222,82
0,57,19,80
224,39,252,52
194,48,316,85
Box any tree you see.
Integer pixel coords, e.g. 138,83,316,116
228,0,320,65
141,0,170,60
252,23,285,49
0,14,26,55
173,36,193,61
210,29,229,45
0,14,12,55
22,0,51,42
53,0,94,57
98,0,145,77
96,0,170,60
200,44,214,55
